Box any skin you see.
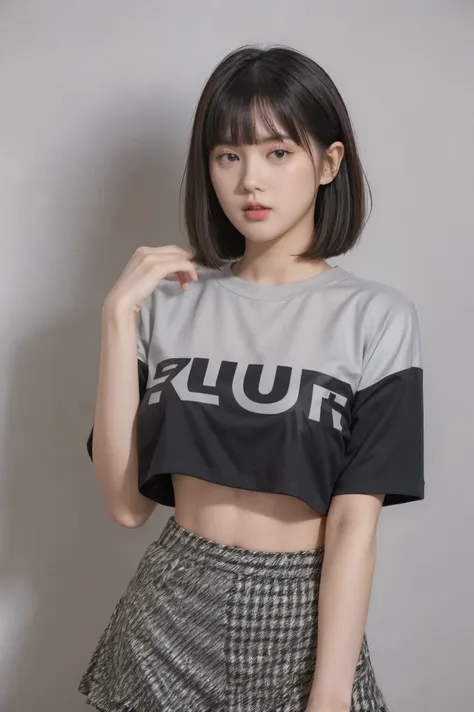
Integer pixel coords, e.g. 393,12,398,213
172,113,385,711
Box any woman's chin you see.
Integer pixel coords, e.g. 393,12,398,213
238,225,285,244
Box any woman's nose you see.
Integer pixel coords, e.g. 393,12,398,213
238,157,264,193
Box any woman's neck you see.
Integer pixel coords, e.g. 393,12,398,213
232,251,332,287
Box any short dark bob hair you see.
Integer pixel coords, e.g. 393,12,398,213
181,44,371,268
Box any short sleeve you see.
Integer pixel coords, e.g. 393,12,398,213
332,298,424,506
86,299,151,461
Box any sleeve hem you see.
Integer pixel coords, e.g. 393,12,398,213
331,483,425,506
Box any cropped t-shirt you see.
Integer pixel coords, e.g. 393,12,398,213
86,262,424,516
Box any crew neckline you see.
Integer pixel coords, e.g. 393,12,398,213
214,261,348,301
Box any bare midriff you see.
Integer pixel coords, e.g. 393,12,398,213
171,473,327,553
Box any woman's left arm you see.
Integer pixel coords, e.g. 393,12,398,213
305,492,384,712
304,297,424,711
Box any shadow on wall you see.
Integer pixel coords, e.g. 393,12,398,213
0,100,185,711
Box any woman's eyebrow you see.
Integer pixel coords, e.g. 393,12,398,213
216,133,292,147
255,133,291,144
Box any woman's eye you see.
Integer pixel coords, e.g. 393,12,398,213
215,148,290,163
218,153,238,163
270,149,290,160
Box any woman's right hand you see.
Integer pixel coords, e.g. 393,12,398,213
103,244,198,315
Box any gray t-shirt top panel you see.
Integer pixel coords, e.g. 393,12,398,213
88,263,424,515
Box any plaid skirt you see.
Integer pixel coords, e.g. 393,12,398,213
78,515,390,712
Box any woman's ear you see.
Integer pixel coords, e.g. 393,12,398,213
319,141,345,185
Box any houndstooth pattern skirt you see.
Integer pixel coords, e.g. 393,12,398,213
78,515,390,712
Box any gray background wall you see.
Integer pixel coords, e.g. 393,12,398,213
0,2,472,710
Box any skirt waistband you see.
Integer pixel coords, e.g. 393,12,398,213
155,515,325,580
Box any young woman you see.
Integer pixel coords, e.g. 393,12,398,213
78,45,424,712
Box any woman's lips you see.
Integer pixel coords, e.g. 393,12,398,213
243,208,271,221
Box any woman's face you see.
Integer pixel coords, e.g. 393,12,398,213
208,115,326,249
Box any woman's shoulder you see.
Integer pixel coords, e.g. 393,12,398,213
340,267,418,320
339,268,422,371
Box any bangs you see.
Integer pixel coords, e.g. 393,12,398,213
204,87,313,154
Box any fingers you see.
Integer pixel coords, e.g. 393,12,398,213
134,245,198,293
177,270,190,291
178,265,199,291
138,244,194,258
160,260,198,291
169,260,198,281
